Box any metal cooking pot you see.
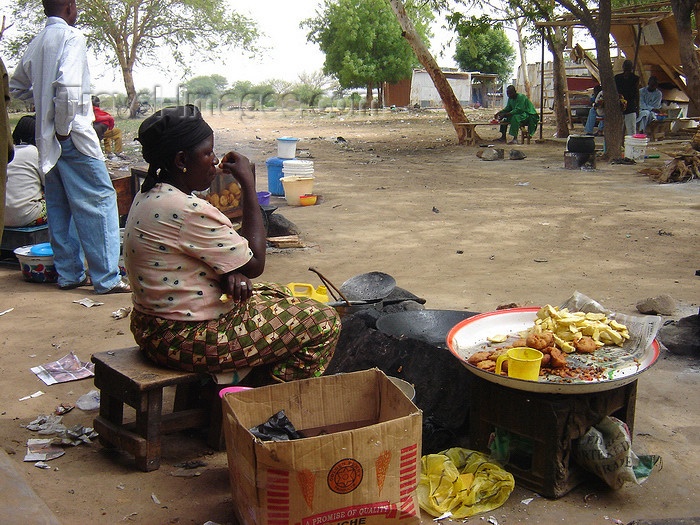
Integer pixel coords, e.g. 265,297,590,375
376,309,480,349
566,134,596,154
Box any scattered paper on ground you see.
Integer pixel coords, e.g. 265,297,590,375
19,390,44,401
73,298,104,308
30,352,94,385
111,306,131,319
24,438,65,462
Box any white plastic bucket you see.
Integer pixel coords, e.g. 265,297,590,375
624,134,648,161
277,137,298,159
281,176,315,206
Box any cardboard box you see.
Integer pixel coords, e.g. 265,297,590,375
222,369,422,525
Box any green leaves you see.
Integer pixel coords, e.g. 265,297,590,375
302,0,434,89
454,27,516,81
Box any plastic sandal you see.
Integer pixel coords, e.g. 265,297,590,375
101,279,131,294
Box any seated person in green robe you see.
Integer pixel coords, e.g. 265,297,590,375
494,85,539,144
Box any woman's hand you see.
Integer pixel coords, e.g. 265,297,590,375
219,151,255,190
222,271,253,302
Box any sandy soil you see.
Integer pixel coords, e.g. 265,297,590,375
1,108,699,524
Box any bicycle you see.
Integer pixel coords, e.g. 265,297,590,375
116,100,153,118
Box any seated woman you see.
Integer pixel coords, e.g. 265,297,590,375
5,115,47,227
124,105,341,384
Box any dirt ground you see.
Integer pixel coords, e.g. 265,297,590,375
1,108,699,524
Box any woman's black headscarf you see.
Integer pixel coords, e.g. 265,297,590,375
136,104,213,192
12,115,36,146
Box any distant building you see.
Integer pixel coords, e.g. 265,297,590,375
383,68,500,109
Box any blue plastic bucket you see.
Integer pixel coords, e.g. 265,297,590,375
266,156,285,196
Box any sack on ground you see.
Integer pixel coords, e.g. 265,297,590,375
573,416,661,489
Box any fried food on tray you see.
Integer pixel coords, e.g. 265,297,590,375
528,304,630,353
549,347,567,368
468,351,492,365
476,359,496,371
525,331,554,350
574,336,597,354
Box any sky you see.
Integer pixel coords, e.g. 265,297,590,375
1,0,561,97
87,0,466,97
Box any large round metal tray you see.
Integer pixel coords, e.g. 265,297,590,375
446,307,660,394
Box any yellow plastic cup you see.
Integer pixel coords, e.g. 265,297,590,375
495,347,543,381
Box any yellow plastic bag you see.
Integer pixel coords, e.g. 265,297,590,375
417,448,515,518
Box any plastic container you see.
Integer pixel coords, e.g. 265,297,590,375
388,377,416,401
282,159,314,176
256,191,271,206
299,194,317,206
266,157,285,196
14,244,58,283
277,137,298,159
286,283,329,303
219,386,253,398
29,242,53,256
624,134,648,161
281,176,315,206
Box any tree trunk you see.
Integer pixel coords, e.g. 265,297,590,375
595,1,624,159
515,18,531,100
122,67,138,119
547,27,570,138
387,0,469,144
366,82,373,107
671,0,700,117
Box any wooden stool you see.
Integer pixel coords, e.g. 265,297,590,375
92,347,222,471
469,375,637,498
519,124,532,144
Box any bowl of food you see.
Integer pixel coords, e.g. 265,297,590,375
299,194,317,206
14,244,58,283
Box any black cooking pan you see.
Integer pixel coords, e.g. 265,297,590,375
376,310,480,349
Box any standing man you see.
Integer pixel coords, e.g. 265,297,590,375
0,57,14,242
494,85,539,144
637,76,663,133
615,59,640,136
10,0,129,293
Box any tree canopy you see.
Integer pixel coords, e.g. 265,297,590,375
454,26,516,81
3,0,258,117
183,75,230,99
303,0,433,91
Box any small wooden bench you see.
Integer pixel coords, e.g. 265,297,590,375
455,121,497,146
92,347,223,471
455,121,532,146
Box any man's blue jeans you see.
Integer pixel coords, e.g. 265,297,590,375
585,108,603,134
45,137,121,292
